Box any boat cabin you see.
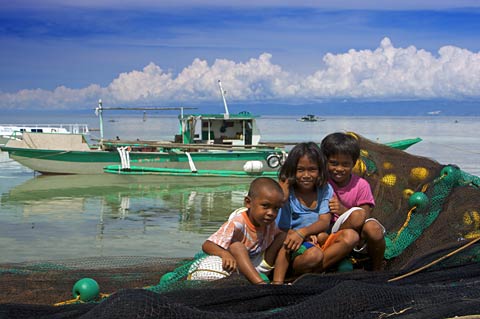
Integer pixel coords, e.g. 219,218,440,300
0,124,89,136
0,125,69,136
0,124,90,145
179,112,261,146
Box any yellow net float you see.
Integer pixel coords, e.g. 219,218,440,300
463,210,480,225
383,161,394,170
463,210,480,239
346,132,358,140
381,173,397,187
402,188,414,199
464,231,480,239
410,167,429,182
353,159,366,175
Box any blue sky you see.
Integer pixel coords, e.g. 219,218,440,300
1,0,480,111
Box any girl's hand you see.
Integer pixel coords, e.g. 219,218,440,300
221,254,237,272
278,178,290,202
283,229,304,252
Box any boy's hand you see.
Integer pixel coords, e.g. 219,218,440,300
221,253,237,272
283,229,304,252
329,194,346,215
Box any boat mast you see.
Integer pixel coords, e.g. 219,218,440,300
217,80,230,119
95,99,104,140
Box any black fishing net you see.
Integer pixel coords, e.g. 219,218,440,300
1,134,479,319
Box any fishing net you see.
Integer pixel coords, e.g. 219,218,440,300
1,133,479,319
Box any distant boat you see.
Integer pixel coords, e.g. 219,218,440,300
427,110,441,115
297,114,324,122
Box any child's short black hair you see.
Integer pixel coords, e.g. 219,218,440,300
248,177,283,198
321,132,360,163
278,142,328,187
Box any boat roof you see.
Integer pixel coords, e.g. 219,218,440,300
181,111,258,120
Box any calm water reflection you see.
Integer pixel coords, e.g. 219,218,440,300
0,173,252,262
1,115,479,262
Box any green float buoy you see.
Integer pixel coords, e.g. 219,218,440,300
408,192,429,210
72,278,100,302
337,258,354,272
441,165,461,184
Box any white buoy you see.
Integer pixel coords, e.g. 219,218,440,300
243,161,264,173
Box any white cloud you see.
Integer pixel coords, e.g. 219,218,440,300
104,53,291,103
1,85,104,109
2,38,480,109
298,38,480,100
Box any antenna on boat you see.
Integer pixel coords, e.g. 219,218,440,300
95,99,104,140
217,80,230,119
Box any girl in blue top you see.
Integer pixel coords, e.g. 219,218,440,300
273,142,359,284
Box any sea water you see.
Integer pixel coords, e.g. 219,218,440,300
0,114,479,263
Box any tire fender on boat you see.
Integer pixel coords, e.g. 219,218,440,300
266,154,281,168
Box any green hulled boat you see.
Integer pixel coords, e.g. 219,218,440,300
0,81,421,177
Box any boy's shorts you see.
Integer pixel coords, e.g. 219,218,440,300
353,218,386,254
331,207,364,233
291,241,316,259
291,231,346,260
330,208,386,253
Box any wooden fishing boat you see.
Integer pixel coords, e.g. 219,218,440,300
0,81,288,176
0,113,287,176
0,81,421,177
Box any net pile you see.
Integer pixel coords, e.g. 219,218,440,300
1,134,479,319
354,135,480,269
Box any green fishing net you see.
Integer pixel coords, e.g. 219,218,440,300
0,134,479,319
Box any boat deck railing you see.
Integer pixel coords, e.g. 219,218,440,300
100,139,288,152
0,124,90,135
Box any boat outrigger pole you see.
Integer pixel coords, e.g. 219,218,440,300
94,99,196,142
217,80,230,119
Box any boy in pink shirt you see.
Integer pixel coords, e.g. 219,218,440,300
321,132,386,271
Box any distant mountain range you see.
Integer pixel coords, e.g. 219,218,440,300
2,99,479,117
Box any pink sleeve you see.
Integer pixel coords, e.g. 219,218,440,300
356,178,375,206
